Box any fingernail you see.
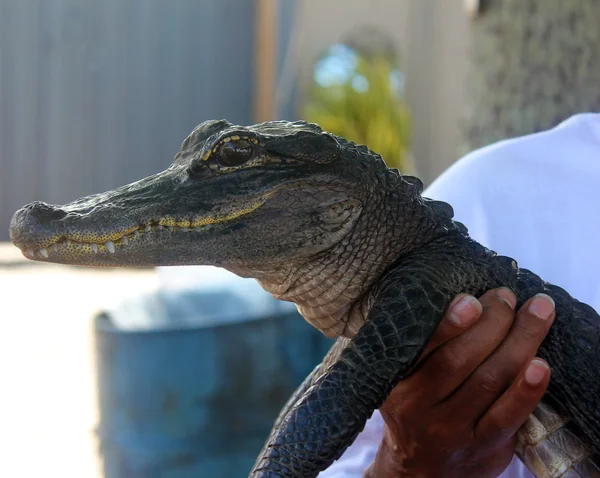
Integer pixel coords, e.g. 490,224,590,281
449,295,482,326
528,294,555,320
495,287,517,309
525,359,549,385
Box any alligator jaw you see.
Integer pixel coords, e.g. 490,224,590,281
9,185,271,267
12,216,243,265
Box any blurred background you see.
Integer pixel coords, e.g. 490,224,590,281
1,0,599,477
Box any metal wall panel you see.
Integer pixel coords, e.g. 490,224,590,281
0,0,255,240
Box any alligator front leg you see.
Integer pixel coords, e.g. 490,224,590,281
250,272,452,477
270,338,349,432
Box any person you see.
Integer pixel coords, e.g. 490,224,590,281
319,112,600,477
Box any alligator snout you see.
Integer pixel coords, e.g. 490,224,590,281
9,201,68,252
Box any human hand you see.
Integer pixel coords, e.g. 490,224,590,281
364,288,556,478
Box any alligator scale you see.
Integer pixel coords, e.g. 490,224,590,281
9,120,600,477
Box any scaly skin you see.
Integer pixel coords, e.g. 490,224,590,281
9,120,600,477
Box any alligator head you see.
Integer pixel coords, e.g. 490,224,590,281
10,120,367,267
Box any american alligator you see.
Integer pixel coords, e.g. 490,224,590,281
9,120,600,478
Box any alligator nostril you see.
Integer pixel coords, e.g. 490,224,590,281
28,201,68,221
9,201,66,248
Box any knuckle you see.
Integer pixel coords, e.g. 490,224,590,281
427,325,450,349
513,318,547,344
427,422,459,443
474,368,505,396
484,408,518,434
437,346,468,374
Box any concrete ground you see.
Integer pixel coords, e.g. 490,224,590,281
0,243,159,478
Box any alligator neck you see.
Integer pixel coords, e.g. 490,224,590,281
254,176,448,338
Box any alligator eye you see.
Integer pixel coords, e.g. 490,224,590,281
216,138,254,167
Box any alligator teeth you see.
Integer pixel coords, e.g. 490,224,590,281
25,249,34,257
105,241,115,253
134,230,140,238
157,225,164,230
65,240,72,247
122,235,129,245
91,243,98,254
168,226,174,232
194,227,203,232
145,225,152,232
51,244,58,253
39,248,49,258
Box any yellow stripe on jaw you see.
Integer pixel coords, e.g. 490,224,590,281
190,199,265,226
152,198,266,229
39,194,272,250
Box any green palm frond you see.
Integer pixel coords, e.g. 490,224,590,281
302,47,413,171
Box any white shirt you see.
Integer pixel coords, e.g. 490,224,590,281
320,113,600,477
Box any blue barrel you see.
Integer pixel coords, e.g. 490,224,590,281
95,274,333,478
